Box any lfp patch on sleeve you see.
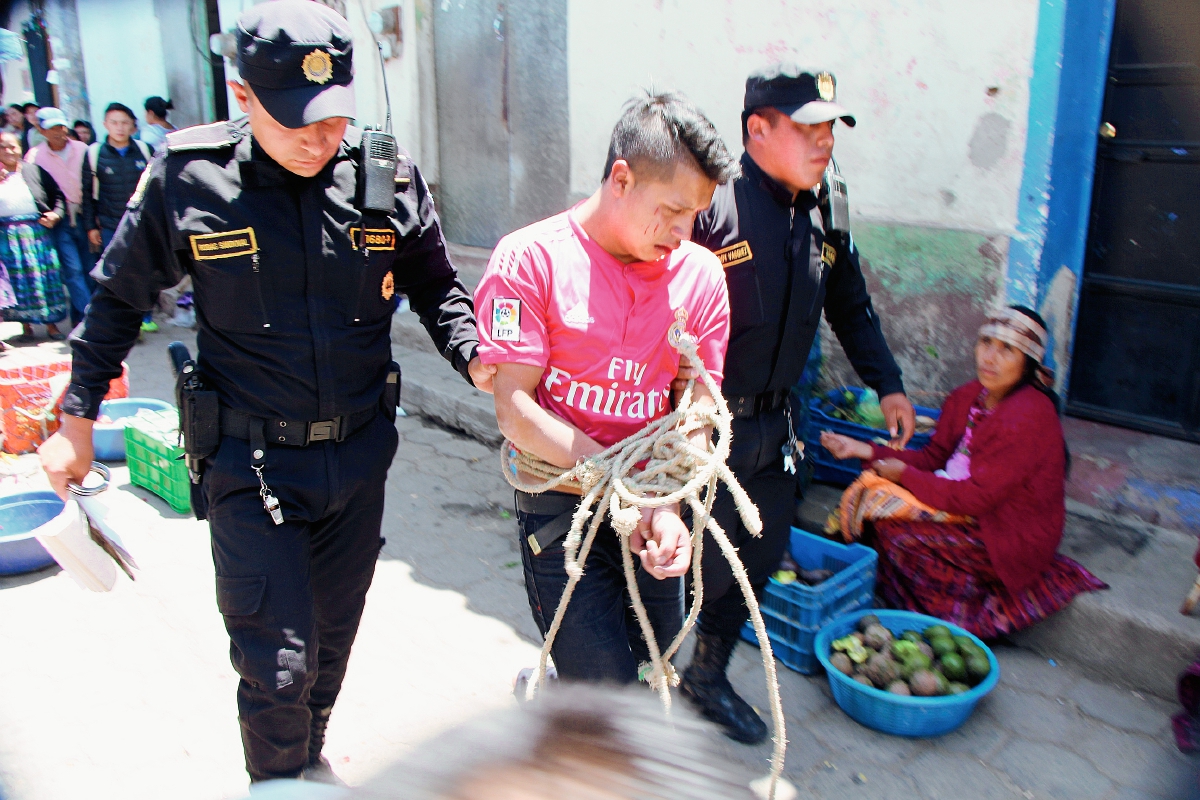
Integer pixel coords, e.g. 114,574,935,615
714,240,753,268
492,298,521,342
190,228,258,260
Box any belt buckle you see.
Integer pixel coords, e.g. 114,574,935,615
306,416,342,444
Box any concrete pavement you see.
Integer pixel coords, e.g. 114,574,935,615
0,314,1197,799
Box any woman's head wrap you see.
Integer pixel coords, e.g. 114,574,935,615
979,306,1055,387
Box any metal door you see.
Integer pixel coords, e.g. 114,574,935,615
1068,0,1200,441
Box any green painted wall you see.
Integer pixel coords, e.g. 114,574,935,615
820,222,1007,406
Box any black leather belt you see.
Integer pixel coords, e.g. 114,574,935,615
728,389,789,420
220,405,378,446
515,490,580,555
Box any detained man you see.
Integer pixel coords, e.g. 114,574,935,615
475,92,737,683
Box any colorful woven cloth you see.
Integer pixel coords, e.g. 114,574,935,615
835,471,973,543
870,519,1106,638
0,215,67,324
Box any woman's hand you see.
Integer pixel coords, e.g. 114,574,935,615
630,502,692,580
870,458,907,482
38,211,60,229
87,229,102,249
820,431,874,461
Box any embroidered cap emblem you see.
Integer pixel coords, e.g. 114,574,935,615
381,271,395,301
302,49,334,84
817,72,836,102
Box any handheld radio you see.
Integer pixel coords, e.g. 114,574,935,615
820,158,850,237
356,41,399,214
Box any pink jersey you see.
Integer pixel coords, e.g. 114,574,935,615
475,208,730,447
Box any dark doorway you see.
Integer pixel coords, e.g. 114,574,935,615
1068,0,1200,442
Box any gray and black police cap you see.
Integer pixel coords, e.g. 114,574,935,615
744,64,856,127
236,0,355,129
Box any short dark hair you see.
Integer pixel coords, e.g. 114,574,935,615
21,102,38,112
144,96,172,119
741,105,785,144
104,102,136,121
601,91,738,185
8,103,22,111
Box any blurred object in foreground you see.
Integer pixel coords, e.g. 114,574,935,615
355,685,756,800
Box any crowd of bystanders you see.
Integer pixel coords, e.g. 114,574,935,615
0,95,176,344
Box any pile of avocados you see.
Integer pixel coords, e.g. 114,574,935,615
828,613,992,697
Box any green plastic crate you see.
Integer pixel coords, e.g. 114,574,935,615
123,408,191,515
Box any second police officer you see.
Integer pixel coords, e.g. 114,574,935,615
682,65,918,743
38,0,489,784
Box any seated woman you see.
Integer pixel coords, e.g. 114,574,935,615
820,305,1106,638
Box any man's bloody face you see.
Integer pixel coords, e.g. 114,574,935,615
609,159,717,264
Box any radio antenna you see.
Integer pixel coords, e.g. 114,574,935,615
376,41,393,135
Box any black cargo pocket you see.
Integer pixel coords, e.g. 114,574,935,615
191,253,274,334
725,263,765,333
216,575,266,617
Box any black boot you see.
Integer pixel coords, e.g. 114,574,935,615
300,707,345,785
680,631,769,744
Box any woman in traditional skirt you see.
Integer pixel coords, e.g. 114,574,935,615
0,131,68,341
820,305,1106,638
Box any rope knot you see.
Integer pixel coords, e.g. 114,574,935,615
610,504,641,538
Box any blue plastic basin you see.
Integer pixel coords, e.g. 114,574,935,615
815,608,1001,737
93,398,175,461
0,490,63,574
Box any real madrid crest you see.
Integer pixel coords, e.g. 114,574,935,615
667,307,689,347
302,49,334,84
817,72,836,102
381,271,395,301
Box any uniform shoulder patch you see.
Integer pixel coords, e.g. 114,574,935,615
821,242,838,266
714,240,753,268
166,121,239,154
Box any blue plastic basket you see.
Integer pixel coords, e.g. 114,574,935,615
740,528,877,674
805,387,941,486
814,609,1000,737
0,490,63,575
93,398,176,461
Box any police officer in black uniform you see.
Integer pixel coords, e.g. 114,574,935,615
681,65,917,743
39,0,488,783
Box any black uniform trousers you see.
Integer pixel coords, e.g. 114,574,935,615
695,406,794,640
205,412,399,781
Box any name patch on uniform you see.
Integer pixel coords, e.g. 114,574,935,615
189,228,258,260
715,240,753,268
492,298,521,342
821,242,838,267
350,227,397,251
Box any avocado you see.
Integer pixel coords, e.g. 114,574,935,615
930,636,957,659
858,613,881,633
923,624,952,640
952,634,975,652
863,624,894,651
966,652,991,684
909,669,940,697
886,680,912,696
939,652,967,682
900,630,923,644
853,674,874,687
830,652,854,676
947,681,971,695
863,652,900,688
898,652,932,681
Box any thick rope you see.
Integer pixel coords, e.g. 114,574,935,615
501,332,788,799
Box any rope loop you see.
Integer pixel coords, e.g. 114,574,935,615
500,333,786,798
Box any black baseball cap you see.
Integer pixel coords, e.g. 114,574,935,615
236,0,355,129
744,64,856,127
